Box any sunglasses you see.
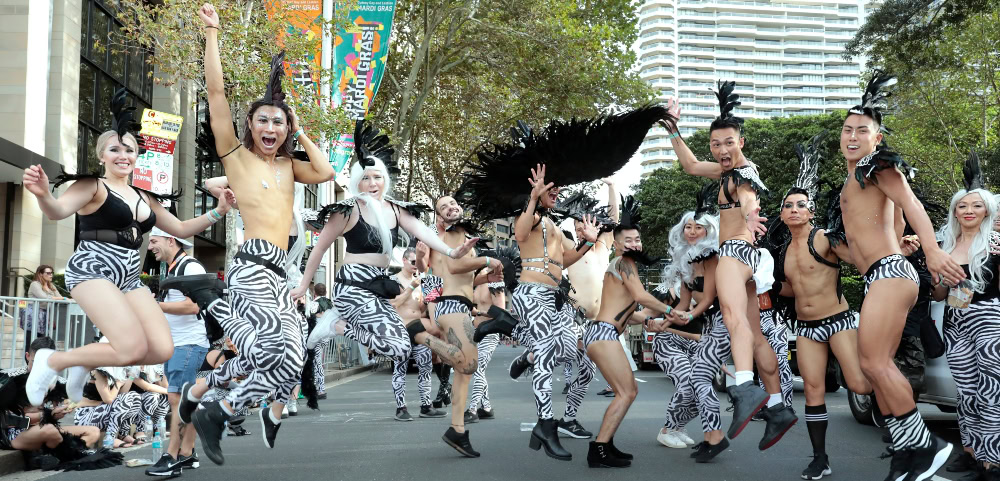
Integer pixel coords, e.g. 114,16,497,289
43,271,53,275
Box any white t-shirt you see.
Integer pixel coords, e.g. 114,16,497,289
164,258,210,348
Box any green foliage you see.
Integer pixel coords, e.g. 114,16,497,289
840,275,864,313
22,274,66,295
632,164,707,258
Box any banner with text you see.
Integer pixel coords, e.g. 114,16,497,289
133,109,184,203
330,0,397,173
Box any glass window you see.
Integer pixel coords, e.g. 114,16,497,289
80,2,90,58
110,28,126,81
128,49,143,91
79,63,96,124
91,8,109,69
97,74,115,131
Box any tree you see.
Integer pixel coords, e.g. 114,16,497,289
632,165,707,258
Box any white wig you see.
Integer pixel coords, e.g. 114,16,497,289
348,157,394,256
662,210,720,286
937,188,998,293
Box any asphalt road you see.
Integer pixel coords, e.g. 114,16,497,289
29,346,963,481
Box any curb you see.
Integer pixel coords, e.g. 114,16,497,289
323,365,373,383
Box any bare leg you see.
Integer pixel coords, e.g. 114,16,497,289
60,425,101,447
829,329,872,394
588,340,638,443
413,313,478,374
857,279,916,416
716,258,755,372
747,284,780,394
450,372,472,433
11,424,64,450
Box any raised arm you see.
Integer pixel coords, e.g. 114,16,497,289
291,210,350,299
149,188,233,239
415,241,430,272
397,208,477,259
663,99,722,180
22,168,98,220
198,4,240,166
597,178,618,245
289,109,335,184
562,215,599,267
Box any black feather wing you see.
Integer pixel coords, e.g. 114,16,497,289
264,51,287,104
964,150,984,191
853,143,915,188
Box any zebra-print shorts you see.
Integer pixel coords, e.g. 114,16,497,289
434,296,473,321
719,239,760,272
797,309,859,343
863,254,919,295
65,240,145,292
584,321,621,348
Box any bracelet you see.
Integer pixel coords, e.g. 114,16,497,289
485,257,491,268
292,129,304,140
665,305,672,315
446,247,455,258
205,26,219,30
207,209,222,223
585,241,595,247
687,313,693,321
667,132,679,139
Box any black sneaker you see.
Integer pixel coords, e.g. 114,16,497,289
464,410,479,424
759,403,797,450
144,453,182,476
902,434,952,481
948,451,977,473
881,447,912,481
259,407,282,449
557,418,593,439
178,450,199,470
442,427,481,458
725,381,768,440
420,405,446,418
802,454,832,479
476,407,495,420
694,438,730,463
509,352,531,380
596,388,613,396
562,384,570,395
395,407,413,421
689,441,709,459
178,382,199,424
228,424,250,436
317,393,328,400
191,401,230,466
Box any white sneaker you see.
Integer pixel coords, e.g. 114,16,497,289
657,428,688,448
25,349,58,406
675,430,696,446
307,309,340,349
288,400,298,416
281,405,289,419
66,366,89,403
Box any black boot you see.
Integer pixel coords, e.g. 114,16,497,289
607,437,633,460
759,403,798,450
433,365,452,408
160,274,225,312
948,451,977,473
406,320,426,345
587,441,630,468
191,400,231,466
443,427,480,458
530,418,572,461
509,351,532,380
725,381,768,439
474,306,519,342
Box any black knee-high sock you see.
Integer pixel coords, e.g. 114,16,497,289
438,364,452,388
805,404,828,456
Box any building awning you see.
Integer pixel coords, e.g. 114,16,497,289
0,137,65,184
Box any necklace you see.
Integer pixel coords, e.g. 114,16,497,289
255,152,281,189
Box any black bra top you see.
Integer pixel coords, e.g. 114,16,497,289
81,381,101,402
344,205,400,254
78,183,156,249
685,276,705,293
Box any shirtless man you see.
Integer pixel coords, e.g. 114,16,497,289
416,215,453,408
465,255,509,422
161,3,334,466
406,195,504,457
838,74,962,481
777,188,873,479
664,89,797,449
390,248,446,421
582,208,677,468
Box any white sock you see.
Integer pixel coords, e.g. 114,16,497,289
219,402,234,417
766,393,782,408
734,371,754,386
186,388,202,403
269,409,281,425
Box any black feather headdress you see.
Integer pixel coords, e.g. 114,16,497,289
480,243,522,292
354,119,398,175
695,181,718,219
615,194,642,232
848,70,897,128
457,104,676,222
783,132,827,207
263,51,287,105
709,80,744,133
963,150,985,191
111,87,145,154
552,191,615,232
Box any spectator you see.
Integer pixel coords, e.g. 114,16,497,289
216,267,225,281
21,266,63,339
307,283,333,399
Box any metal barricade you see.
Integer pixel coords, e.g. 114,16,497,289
318,335,364,372
0,296,95,372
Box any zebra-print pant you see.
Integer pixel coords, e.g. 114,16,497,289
74,391,140,437
64,240,146,292
655,332,699,427
510,282,576,420
392,344,432,408
332,263,410,360
314,340,329,394
760,308,794,407
124,391,169,435
202,240,306,410
664,311,730,433
563,316,595,419
469,334,499,412
945,299,1000,464
863,254,919,295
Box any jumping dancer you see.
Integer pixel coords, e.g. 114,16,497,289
662,83,797,449
838,72,960,481
460,106,673,461
932,152,1000,481
389,248,444,421
22,85,232,407
770,134,873,479
163,3,335,466
583,195,676,468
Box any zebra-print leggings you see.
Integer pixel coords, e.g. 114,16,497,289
314,340,329,394
203,240,306,410
562,307,595,419
124,391,169,435
74,391,140,437
391,343,432,408
759,308,794,407
655,332,699,428
64,240,146,292
469,334,499,412
664,311,730,433
510,282,575,420
332,263,410,360
945,298,1000,464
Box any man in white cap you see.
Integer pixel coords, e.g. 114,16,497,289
145,227,215,476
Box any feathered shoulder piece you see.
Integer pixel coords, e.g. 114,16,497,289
264,51,287,105
823,186,847,248
791,132,827,201
354,119,398,175
853,142,915,188
136,186,183,203
721,161,768,197
446,219,482,238
316,197,360,225
386,198,431,219
51,171,104,191
848,70,896,128
689,246,718,264
480,243,521,292
695,181,718,219
964,150,985,191
617,194,642,230
552,191,615,232
458,105,675,221
622,248,660,266
111,88,145,154
714,80,743,124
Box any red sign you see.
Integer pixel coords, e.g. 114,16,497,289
133,168,154,190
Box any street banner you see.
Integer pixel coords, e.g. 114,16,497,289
133,109,184,203
330,0,398,173
277,0,324,95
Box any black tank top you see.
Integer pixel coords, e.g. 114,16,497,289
344,205,400,254
78,183,156,249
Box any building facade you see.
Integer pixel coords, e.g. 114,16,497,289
636,0,869,175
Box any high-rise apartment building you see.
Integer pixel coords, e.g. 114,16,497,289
636,0,868,175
